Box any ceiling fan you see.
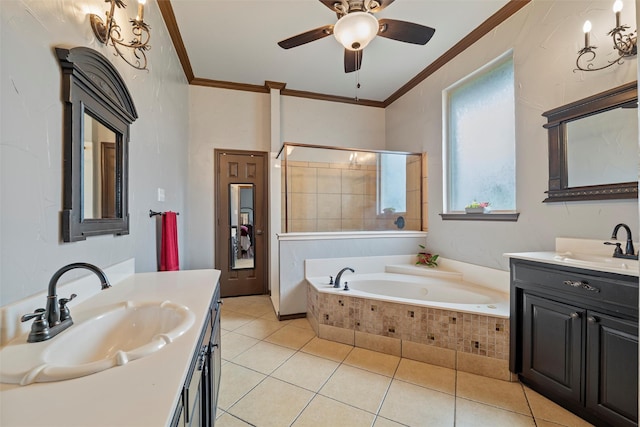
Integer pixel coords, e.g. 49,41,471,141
277,0,436,73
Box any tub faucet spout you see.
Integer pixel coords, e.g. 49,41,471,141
334,267,354,288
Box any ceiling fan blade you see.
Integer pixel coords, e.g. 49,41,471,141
319,0,395,14
368,0,395,13
377,19,435,45
319,0,341,12
278,25,333,49
344,49,363,73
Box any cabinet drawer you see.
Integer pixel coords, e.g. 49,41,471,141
512,260,638,315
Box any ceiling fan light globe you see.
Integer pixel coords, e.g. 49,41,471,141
333,12,379,51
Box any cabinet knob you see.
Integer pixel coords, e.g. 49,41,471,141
570,312,580,319
587,316,598,324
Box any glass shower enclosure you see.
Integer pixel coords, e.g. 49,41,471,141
278,143,425,233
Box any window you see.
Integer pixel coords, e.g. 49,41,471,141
444,53,516,215
379,153,407,213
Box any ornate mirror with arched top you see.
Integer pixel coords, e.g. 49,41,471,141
56,46,138,242
542,81,638,202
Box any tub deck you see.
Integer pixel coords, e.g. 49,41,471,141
307,271,509,318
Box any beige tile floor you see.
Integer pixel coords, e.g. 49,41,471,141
216,295,594,427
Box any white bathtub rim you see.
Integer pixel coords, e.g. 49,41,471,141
307,272,509,318
305,256,510,295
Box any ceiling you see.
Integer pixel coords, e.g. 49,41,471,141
162,0,522,105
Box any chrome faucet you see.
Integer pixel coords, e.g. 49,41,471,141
334,267,354,289
608,223,638,260
21,263,111,343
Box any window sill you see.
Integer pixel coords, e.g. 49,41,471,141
439,212,520,222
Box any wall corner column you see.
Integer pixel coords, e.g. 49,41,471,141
265,81,286,315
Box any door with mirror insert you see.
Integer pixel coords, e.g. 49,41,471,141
215,150,267,297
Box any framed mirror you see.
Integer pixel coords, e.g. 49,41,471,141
230,184,255,270
542,81,637,202
56,47,138,241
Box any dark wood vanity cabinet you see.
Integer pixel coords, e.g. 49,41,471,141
510,259,638,427
172,286,222,427
586,312,638,426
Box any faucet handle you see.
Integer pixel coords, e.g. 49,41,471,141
329,276,334,285
59,294,77,322
20,308,51,343
604,241,623,255
21,308,46,323
59,293,77,306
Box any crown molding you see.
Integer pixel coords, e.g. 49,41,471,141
383,0,531,107
158,0,531,108
157,0,194,82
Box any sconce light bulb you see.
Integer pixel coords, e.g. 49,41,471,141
137,0,145,21
612,0,623,13
582,20,592,33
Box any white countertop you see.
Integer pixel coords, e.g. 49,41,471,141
504,237,639,278
504,251,639,277
0,269,220,427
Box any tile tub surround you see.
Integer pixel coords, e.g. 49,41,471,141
305,255,512,380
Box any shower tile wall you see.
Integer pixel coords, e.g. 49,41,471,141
282,156,425,233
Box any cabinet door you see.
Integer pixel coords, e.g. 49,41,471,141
211,317,222,419
586,312,638,427
522,292,584,402
186,349,204,427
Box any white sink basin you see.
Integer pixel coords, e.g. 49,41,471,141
0,300,195,385
554,252,639,272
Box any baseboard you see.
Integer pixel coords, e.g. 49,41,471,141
278,312,306,321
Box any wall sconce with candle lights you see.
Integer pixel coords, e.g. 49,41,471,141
576,0,637,72
90,0,151,71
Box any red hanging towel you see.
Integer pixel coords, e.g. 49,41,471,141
160,211,179,271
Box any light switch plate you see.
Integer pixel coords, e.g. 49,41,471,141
157,188,165,202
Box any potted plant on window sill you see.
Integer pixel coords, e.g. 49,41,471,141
465,201,491,214
416,245,439,267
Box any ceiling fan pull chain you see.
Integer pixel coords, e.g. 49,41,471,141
355,50,361,101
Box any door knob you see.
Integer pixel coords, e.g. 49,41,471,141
256,229,263,235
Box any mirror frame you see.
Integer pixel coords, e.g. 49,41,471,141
542,81,637,203
56,47,138,241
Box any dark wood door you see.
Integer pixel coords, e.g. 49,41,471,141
215,150,267,297
586,311,638,427
521,292,584,403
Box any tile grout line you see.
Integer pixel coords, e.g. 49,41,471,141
521,383,545,427
371,356,402,427
285,338,356,426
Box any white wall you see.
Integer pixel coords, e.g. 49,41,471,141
281,97,386,150
385,0,638,271
185,87,386,271
185,87,271,270
0,0,188,306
